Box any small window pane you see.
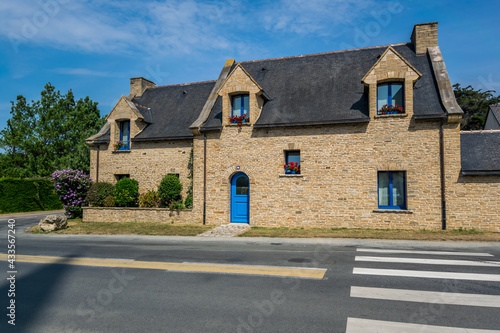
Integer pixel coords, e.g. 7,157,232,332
391,84,403,106
377,84,389,108
392,172,405,207
121,121,129,143
236,176,249,195
242,95,249,115
232,96,242,117
378,172,390,206
287,152,300,164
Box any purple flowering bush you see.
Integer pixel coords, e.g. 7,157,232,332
52,169,92,218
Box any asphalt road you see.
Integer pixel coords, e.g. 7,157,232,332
0,213,499,333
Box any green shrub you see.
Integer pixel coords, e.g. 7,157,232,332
138,190,160,208
103,195,115,207
184,194,193,209
169,200,185,210
157,174,182,206
0,178,62,213
114,178,139,207
86,182,114,207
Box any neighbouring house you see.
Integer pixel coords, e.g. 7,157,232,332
484,105,500,130
85,22,500,231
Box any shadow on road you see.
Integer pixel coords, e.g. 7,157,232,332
1,255,76,332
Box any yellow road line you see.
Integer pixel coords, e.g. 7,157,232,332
0,254,326,279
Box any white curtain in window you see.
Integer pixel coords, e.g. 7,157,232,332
378,172,390,206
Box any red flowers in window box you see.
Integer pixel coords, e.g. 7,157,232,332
113,140,127,151
284,162,300,174
229,114,249,126
377,104,404,115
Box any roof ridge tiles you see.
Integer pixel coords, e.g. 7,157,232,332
239,43,408,64
133,103,149,109
151,80,217,89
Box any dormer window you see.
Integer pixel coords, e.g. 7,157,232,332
377,83,404,115
231,94,250,121
118,120,130,150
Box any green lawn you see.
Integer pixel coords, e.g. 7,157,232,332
29,218,214,236
239,227,500,241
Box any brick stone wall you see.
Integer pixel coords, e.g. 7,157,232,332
89,139,194,201
411,22,438,55
83,207,194,224
193,117,446,229
444,128,500,232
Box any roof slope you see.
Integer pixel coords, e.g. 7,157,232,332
461,131,500,174
202,43,446,129
490,105,500,123
132,81,216,140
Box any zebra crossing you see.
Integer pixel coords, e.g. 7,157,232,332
346,248,500,332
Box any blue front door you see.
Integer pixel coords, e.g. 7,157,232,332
231,172,249,223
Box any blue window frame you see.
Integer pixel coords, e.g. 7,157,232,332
378,171,406,209
119,120,130,150
377,82,404,113
231,94,250,118
284,151,300,174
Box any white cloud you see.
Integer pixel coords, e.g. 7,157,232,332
53,68,124,77
0,0,386,57
260,0,376,35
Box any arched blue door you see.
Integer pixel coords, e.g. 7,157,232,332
231,172,249,223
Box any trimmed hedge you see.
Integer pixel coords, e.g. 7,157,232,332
0,178,62,213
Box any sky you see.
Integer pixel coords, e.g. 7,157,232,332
0,0,499,132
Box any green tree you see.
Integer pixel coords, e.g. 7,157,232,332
0,83,105,177
453,83,500,130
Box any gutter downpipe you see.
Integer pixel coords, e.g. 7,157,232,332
203,133,207,225
439,118,446,230
95,143,100,183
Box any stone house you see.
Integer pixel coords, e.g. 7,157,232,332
86,22,500,231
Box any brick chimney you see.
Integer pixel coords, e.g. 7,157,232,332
130,77,155,97
411,22,438,55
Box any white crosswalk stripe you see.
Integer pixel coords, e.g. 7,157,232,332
346,248,500,333
356,248,494,257
350,286,500,308
353,267,500,281
346,318,500,333
355,255,500,267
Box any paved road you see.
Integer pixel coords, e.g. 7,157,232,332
0,213,499,332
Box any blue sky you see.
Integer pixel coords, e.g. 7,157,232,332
0,0,499,132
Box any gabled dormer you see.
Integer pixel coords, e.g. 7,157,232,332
217,63,266,127
362,46,422,119
105,95,149,151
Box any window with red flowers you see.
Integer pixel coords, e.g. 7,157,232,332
377,82,404,115
284,151,300,174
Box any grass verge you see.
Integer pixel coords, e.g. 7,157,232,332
27,218,214,236
238,227,500,241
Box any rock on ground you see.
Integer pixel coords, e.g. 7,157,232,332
39,215,68,232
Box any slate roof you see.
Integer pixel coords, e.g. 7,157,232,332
93,130,110,143
461,131,500,174
131,81,216,141
202,43,447,130
489,105,500,125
